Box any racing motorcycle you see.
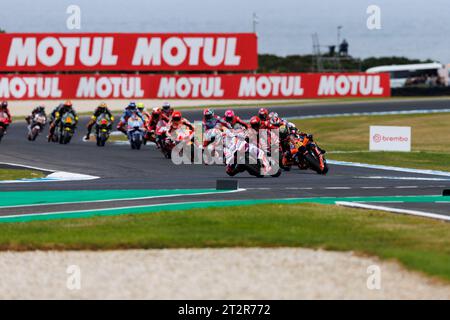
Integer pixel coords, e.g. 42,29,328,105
127,114,145,150
95,114,112,147
27,112,47,141
0,110,10,143
53,112,77,144
155,118,170,158
282,134,328,175
163,124,195,160
224,129,281,178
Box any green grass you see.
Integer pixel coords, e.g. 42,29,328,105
0,169,45,180
293,112,450,171
0,203,449,281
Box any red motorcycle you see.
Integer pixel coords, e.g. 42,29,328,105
0,111,11,143
163,125,194,160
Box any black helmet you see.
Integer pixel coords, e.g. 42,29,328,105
0,100,7,108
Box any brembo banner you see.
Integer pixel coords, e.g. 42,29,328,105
0,73,390,100
0,33,258,71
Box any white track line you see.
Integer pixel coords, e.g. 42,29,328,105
355,176,450,181
284,108,450,120
325,187,351,190
336,201,450,222
329,160,450,177
0,189,245,209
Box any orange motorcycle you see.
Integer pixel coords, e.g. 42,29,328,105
282,134,328,175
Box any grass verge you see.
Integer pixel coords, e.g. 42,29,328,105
0,203,449,281
0,169,45,181
293,112,450,171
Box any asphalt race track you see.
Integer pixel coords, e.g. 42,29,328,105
1,98,450,219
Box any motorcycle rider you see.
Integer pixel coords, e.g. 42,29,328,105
84,102,114,140
48,101,78,142
0,101,12,132
161,102,174,120
257,108,271,128
137,103,151,125
167,111,194,135
148,108,162,130
116,102,145,135
223,109,249,129
26,105,46,125
203,108,231,131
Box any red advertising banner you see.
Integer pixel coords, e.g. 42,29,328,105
0,33,258,71
0,73,390,100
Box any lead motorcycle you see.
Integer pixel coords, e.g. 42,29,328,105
0,110,10,143
282,134,328,174
224,129,281,178
127,114,145,150
27,112,47,141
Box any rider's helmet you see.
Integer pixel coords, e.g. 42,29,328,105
224,109,235,123
290,126,299,135
269,112,278,119
172,111,182,123
162,102,171,114
152,108,161,118
270,115,281,127
98,102,107,113
250,116,261,130
127,102,136,111
0,101,7,109
258,108,269,121
287,122,296,129
37,105,45,113
137,102,145,113
64,100,72,108
203,108,214,121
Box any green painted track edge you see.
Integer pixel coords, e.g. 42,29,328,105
0,195,445,223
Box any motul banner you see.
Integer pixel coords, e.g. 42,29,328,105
0,33,257,71
0,73,390,100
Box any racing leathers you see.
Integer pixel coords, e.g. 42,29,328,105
26,107,46,125
203,114,231,131
0,103,12,131
117,107,145,135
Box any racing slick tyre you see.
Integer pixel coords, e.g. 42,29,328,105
29,127,39,141
245,164,264,178
304,153,324,174
97,135,107,147
271,168,282,177
60,132,70,144
0,127,4,143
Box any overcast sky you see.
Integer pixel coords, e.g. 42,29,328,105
0,0,449,62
